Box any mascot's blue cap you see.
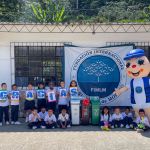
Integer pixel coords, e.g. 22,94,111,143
124,49,145,60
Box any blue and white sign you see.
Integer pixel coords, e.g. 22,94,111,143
11,91,20,100
0,90,8,100
37,89,45,99
65,45,133,106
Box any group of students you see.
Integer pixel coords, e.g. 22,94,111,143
0,80,78,127
100,106,150,132
0,80,150,131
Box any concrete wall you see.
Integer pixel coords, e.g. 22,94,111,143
0,27,150,89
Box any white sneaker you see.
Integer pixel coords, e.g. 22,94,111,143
41,126,46,129
15,121,21,125
0,122,2,126
125,125,130,129
111,125,114,129
32,126,37,130
120,124,124,128
11,121,15,125
101,126,104,129
67,125,71,128
25,117,29,123
6,121,9,125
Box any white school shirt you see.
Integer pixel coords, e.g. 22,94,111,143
36,89,46,99
136,116,150,127
0,90,9,107
29,113,40,122
101,114,112,122
122,112,133,119
57,87,68,105
46,89,56,102
112,113,123,120
25,90,35,101
38,111,48,120
58,113,69,122
44,114,56,122
10,90,20,105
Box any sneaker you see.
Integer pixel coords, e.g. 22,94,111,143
101,126,104,129
32,126,37,130
130,124,133,129
115,124,118,128
41,126,46,129
67,125,71,128
6,121,9,125
111,125,114,129
52,126,55,129
11,121,15,125
125,125,130,129
0,122,2,126
15,121,21,125
120,124,124,128
25,117,29,123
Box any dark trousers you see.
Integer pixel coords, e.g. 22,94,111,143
112,120,123,127
37,99,46,112
47,102,57,113
11,105,19,122
0,106,9,123
123,116,133,126
28,121,41,129
57,120,70,128
100,121,113,127
58,105,68,113
46,122,57,129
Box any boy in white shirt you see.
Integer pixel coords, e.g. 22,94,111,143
58,109,71,129
112,107,124,128
38,107,48,128
57,81,69,113
122,107,133,129
133,109,150,132
9,84,21,125
44,109,57,129
0,83,9,126
28,107,41,130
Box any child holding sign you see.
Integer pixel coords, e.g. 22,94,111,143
0,83,9,126
24,83,36,122
46,82,57,113
68,80,78,98
36,82,46,112
9,84,21,125
57,81,69,113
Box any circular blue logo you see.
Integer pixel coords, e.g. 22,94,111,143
77,55,120,98
135,86,143,94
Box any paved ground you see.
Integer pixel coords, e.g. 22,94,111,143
0,121,150,150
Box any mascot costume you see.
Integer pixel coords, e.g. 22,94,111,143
114,49,150,120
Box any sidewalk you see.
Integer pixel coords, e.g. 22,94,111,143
0,123,150,150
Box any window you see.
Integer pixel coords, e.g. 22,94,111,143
15,46,64,86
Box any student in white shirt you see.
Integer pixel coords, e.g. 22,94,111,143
122,107,133,129
38,107,47,128
24,83,36,122
112,107,124,128
44,109,57,129
58,109,71,128
0,83,9,126
28,107,41,130
9,84,21,125
100,106,113,130
46,82,57,113
36,82,46,112
133,109,150,131
57,81,69,113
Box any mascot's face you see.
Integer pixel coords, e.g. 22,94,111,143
126,56,150,78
